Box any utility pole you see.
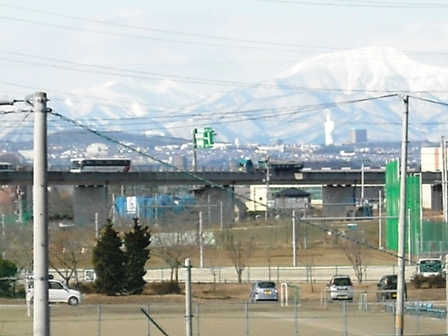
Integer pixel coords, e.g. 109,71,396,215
395,95,409,336
292,210,297,267
33,92,50,336
199,211,204,268
264,157,270,221
0,92,50,336
442,137,448,222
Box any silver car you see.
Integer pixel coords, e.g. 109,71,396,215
327,275,354,301
26,279,82,306
249,281,278,302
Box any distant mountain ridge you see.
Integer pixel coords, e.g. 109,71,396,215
42,47,448,145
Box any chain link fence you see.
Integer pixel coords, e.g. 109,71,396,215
1,299,446,336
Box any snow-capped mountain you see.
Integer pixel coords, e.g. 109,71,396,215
11,46,448,145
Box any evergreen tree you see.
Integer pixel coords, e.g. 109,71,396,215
0,256,17,297
123,217,151,294
92,220,126,296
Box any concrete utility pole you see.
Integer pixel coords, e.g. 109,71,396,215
185,258,192,336
264,157,270,221
33,92,50,336
0,92,50,335
292,210,297,267
395,95,409,336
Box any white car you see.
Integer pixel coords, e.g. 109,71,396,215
26,279,82,306
327,275,354,301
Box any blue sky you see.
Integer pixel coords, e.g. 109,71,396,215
1,0,448,99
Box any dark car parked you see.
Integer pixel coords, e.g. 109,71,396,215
377,274,407,301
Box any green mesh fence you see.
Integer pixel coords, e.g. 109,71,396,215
385,160,421,254
385,160,399,251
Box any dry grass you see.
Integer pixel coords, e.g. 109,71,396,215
78,281,446,305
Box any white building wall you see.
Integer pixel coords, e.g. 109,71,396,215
421,147,443,171
421,184,433,209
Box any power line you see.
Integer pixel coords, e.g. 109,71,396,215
258,0,448,8
0,51,407,93
0,3,339,52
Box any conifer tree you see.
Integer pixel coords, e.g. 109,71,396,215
92,220,126,295
0,256,17,297
123,217,151,294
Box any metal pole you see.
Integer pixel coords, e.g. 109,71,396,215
265,157,270,221
379,190,383,249
292,210,297,267
343,300,348,336
95,213,99,239
245,301,249,336
294,301,298,336
111,193,115,224
1,214,4,259
418,173,423,258
361,162,365,200
442,137,448,222
207,194,211,224
146,304,150,336
220,202,223,231
445,254,448,335
195,303,200,336
185,258,192,336
33,91,49,336
199,212,203,268
193,130,197,172
407,208,411,265
395,95,409,336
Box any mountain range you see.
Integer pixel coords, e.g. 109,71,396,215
15,47,448,145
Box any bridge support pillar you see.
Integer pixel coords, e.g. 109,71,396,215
322,185,382,218
73,186,108,228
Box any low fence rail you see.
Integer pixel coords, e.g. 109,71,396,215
37,265,416,284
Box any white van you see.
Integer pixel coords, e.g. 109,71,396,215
26,279,82,306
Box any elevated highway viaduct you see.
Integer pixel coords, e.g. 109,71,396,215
1,169,441,225
0,169,440,186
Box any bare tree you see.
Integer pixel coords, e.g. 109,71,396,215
223,227,256,283
49,226,93,285
4,225,33,275
337,229,370,283
151,224,198,283
206,244,219,292
299,253,316,293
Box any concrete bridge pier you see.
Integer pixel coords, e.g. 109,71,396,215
322,185,383,218
73,186,108,228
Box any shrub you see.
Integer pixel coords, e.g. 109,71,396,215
427,274,445,288
147,281,181,295
411,274,425,289
75,282,95,294
411,274,445,289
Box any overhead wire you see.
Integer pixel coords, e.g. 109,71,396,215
0,51,415,94
257,0,448,8
49,106,411,265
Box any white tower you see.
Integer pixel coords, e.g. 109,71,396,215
324,112,334,146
